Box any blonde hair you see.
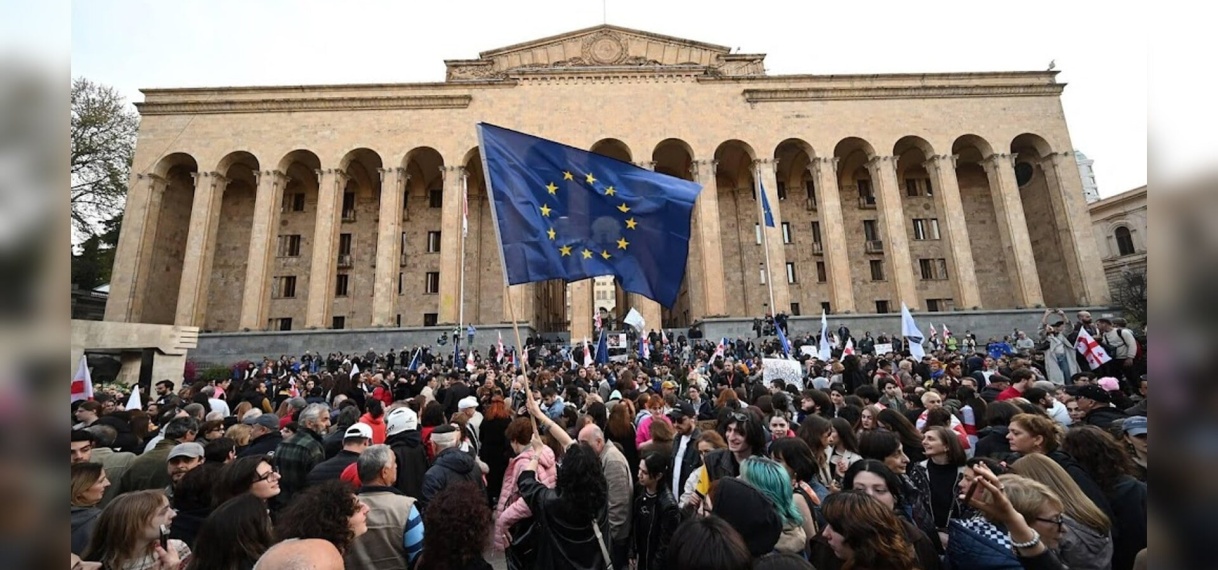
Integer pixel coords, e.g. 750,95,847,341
71,462,106,507
83,490,169,568
1009,413,1064,453
225,423,253,447
1009,453,1111,532
998,474,1064,524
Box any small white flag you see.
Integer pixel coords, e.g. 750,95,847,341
1075,327,1112,370
126,387,142,411
583,337,594,367
818,310,832,361
623,307,646,333
71,355,94,403
901,303,926,360
843,338,855,356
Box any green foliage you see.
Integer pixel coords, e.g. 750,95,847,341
199,365,233,382
72,77,138,240
1110,269,1147,328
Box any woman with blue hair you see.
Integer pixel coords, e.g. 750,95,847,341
739,456,807,556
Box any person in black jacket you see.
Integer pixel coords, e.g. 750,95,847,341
306,423,371,486
385,407,429,499
518,436,611,570
665,403,702,501
420,425,485,512
237,414,283,458
442,374,472,419
633,452,680,570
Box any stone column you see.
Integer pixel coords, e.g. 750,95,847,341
505,284,534,325
305,168,348,328
690,159,727,317
753,158,791,315
925,155,983,310
106,173,166,322
174,171,227,326
437,165,466,325
868,155,919,309
569,280,594,341
983,153,1045,307
372,167,406,326
1043,152,1110,305
628,160,663,332
811,158,856,313
238,170,287,331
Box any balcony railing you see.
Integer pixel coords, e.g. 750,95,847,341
858,195,877,209
865,240,884,253
811,242,824,255
337,254,353,268
805,197,818,211
341,209,356,222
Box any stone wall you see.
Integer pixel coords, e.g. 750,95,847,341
204,180,255,331
957,163,1016,309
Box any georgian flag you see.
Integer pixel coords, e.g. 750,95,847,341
1075,327,1112,370
942,324,952,338
583,338,594,367
843,338,855,356
640,337,651,361
594,311,602,332
467,350,477,372
929,323,938,338
71,355,94,403
497,332,505,363
713,337,727,361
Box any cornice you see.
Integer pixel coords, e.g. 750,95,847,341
742,83,1064,103
135,94,474,116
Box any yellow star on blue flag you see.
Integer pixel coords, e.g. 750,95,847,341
476,123,703,307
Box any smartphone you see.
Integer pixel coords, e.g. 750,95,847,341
159,524,169,550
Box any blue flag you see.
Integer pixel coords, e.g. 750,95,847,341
759,180,775,227
477,123,703,308
407,348,421,372
775,322,792,357
596,329,609,365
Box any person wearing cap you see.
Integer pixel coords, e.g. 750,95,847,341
384,407,429,498
237,413,284,458
420,424,485,512
307,422,373,486
1075,385,1128,430
1121,416,1147,482
116,417,199,496
665,402,703,503
456,395,483,437
166,442,205,489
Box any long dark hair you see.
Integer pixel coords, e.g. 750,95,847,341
770,437,819,484
821,491,917,570
875,408,922,452
555,442,608,518
186,494,274,570
667,516,752,570
830,417,860,454
1060,425,1137,491
212,456,269,506
842,459,905,505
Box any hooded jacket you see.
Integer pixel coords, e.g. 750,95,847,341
386,429,429,499
70,506,101,555
1057,515,1113,570
1082,406,1127,430
238,431,283,458
420,447,484,512
944,517,1022,570
493,446,557,551
710,477,783,557
359,414,387,444
973,425,1015,461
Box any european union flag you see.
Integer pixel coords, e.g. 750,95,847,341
759,180,776,228
477,123,703,308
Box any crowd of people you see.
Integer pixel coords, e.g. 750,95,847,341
70,308,1146,569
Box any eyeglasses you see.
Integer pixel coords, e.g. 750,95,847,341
730,412,750,424
254,468,280,482
1035,515,1065,531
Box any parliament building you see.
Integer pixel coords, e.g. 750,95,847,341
105,24,1110,343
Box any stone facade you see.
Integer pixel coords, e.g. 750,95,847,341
1088,186,1147,290
105,24,1110,343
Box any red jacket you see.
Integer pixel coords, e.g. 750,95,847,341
359,414,387,445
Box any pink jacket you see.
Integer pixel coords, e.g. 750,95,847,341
493,446,557,551
635,414,673,449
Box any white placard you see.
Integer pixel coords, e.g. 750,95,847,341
874,343,893,355
607,334,626,348
799,345,817,357
764,358,804,389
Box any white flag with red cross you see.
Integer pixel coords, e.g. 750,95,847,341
843,338,855,356
1075,327,1112,370
71,355,94,403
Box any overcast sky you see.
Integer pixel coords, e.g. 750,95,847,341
69,0,1148,197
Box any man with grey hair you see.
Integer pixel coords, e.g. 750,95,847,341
183,403,206,422
419,424,483,511
577,423,632,567
84,424,135,507
118,417,198,494
276,403,330,504
200,385,231,417
344,445,424,568
254,538,344,570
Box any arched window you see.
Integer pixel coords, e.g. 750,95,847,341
1115,226,1136,256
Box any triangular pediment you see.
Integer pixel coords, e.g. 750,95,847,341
445,24,765,81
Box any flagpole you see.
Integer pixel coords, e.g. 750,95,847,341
458,169,468,360
755,163,777,319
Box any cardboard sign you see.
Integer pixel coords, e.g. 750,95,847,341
764,358,804,389
874,343,893,355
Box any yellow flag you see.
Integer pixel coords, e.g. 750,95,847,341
695,465,710,496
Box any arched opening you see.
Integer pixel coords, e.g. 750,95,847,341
714,139,760,318
265,149,321,331
461,148,505,326
1115,226,1136,257
833,137,892,314
587,139,636,327
774,138,818,317
894,136,952,310
330,148,383,329
952,135,1016,309
1011,133,1074,307
399,147,445,327
203,151,259,331
138,153,198,325
653,138,695,328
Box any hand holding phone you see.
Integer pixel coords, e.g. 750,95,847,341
159,524,169,551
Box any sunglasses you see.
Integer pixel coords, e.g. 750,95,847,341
729,412,750,424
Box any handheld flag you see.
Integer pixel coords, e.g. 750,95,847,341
713,338,728,361
594,310,603,332
759,180,776,227
623,307,646,332
477,123,703,307
929,323,938,338
900,303,926,360
350,362,360,379
1075,328,1112,370
71,355,94,403
640,337,651,361
596,329,609,365
843,337,855,356
775,322,792,357
942,324,952,338
126,387,142,411
497,332,505,363
407,348,421,372
583,338,594,367
818,310,832,361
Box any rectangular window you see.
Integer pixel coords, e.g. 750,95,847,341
428,188,443,208
816,261,827,283
811,221,822,244
805,179,817,202
755,224,762,245
857,179,872,197
292,193,305,211
821,301,831,314
278,317,293,331
920,259,935,280
863,220,880,242
781,222,792,244
875,300,890,314
339,233,353,256
335,273,350,297
402,190,409,217
341,192,356,221
273,276,296,299
332,316,346,329
930,219,940,240
278,235,302,257
936,258,949,280
925,177,933,196
869,260,884,281
906,178,920,197
913,219,941,240
398,272,404,295
790,302,801,316
927,299,942,312
786,262,797,283
396,314,402,327
425,272,440,294
427,231,442,253
400,232,409,266
760,264,766,284
776,181,787,200
423,313,438,327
